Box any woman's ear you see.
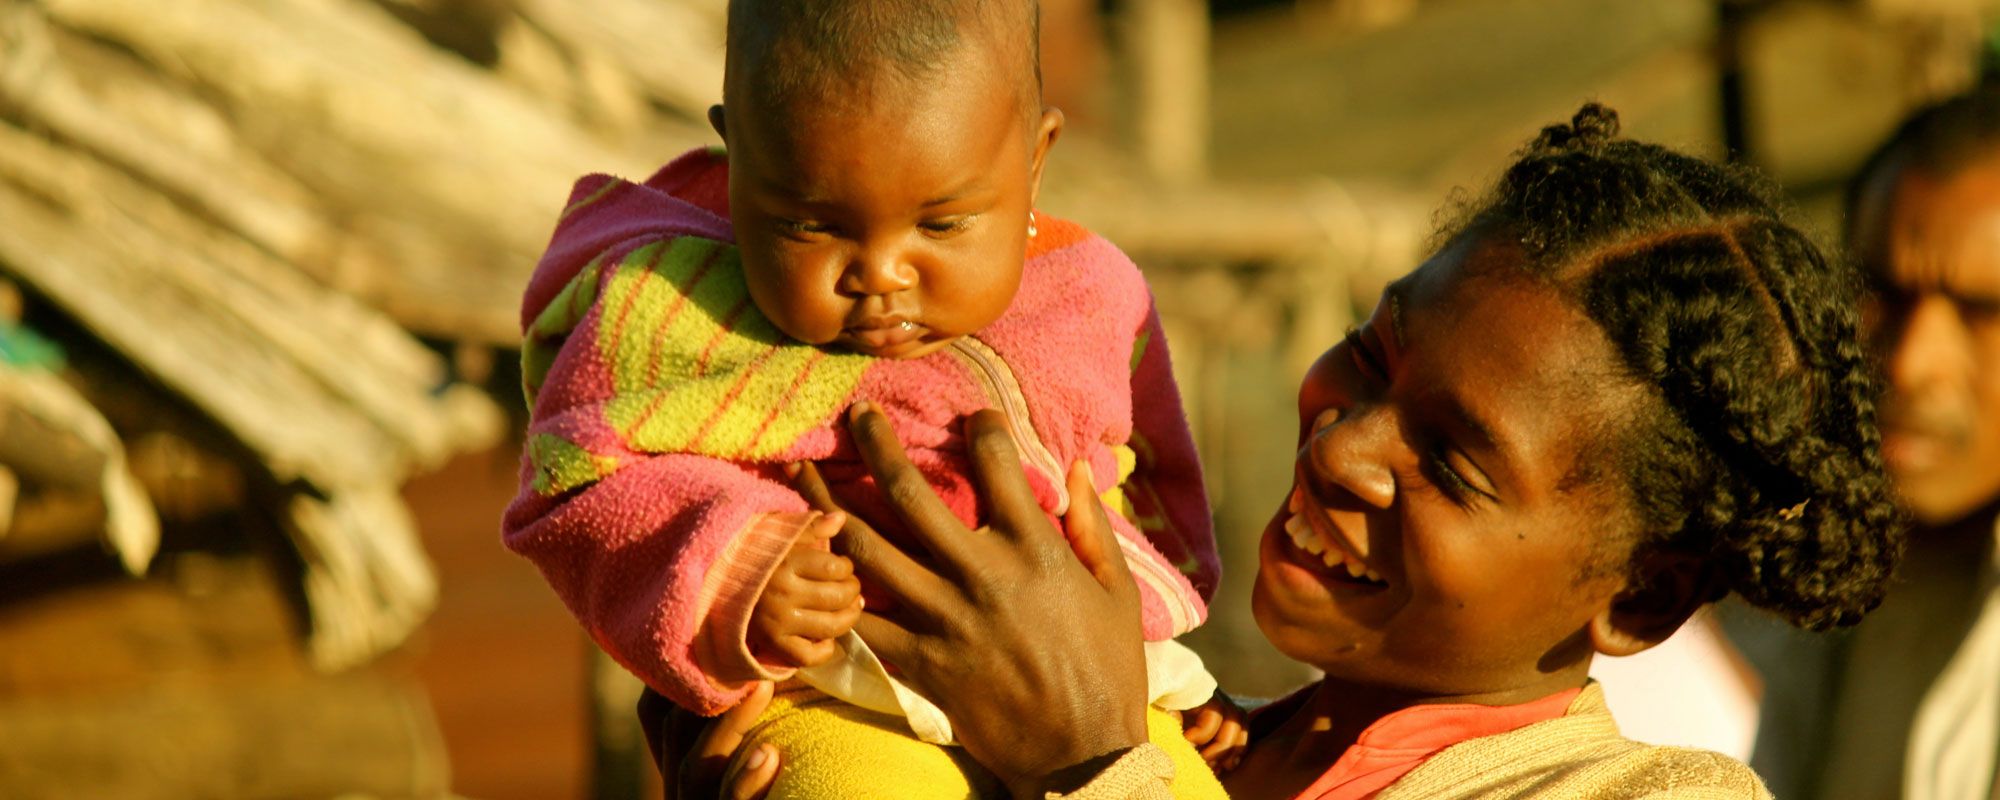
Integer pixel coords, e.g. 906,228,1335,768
1589,551,1725,657
708,104,728,141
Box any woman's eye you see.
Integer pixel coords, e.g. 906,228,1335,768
1424,447,1482,507
1344,328,1386,380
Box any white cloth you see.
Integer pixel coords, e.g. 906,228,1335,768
1588,608,1763,761
1906,517,2000,800
801,633,1217,744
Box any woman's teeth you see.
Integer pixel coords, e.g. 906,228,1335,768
1284,490,1383,584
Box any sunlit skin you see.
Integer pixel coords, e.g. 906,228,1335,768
709,34,1063,360
1234,235,1673,798
1853,156,2000,527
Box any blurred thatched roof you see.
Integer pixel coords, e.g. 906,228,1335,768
0,0,1433,670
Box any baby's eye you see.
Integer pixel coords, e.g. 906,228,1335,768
775,218,834,237
919,216,975,236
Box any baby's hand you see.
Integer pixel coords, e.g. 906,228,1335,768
748,518,863,671
1180,691,1250,774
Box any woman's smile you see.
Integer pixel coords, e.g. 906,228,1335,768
1283,483,1386,586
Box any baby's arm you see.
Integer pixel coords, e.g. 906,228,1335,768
1118,302,1222,619
502,454,823,715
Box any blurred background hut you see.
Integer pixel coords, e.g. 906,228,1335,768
0,0,1991,797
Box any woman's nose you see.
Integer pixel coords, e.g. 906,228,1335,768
1308,405,1398,510
838,247,918,296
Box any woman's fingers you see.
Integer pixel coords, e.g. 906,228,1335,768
962,409,1043,538
790,462,844,516
728,745,778,800
852,610,922,670
679,681,777,800
1064,461,1139,605
846,403,980,572
799,509,846,545
833,506,957,611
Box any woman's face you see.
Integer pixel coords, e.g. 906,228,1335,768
1252,235,1644,704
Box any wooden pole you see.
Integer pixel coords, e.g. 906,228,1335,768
1122,0,1211,184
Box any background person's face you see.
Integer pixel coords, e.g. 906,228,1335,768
1856,159,2000,526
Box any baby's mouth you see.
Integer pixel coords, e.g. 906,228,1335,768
843,318,926,350
1284,487,1386,586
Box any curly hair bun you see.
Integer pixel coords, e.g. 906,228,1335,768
1448,102,1907,633
1532,102,1622,153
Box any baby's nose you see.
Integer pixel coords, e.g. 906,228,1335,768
840,251,918,295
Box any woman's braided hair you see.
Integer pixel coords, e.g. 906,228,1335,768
1447,103,1905,631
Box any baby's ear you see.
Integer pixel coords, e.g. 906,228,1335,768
1027,106,1065,204
1589,551,1723,657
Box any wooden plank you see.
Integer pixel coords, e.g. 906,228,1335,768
0,368,157,574
286,484,439,670
511,0,727,117
0,121,498,492
39,0,695,343
0,11,442,389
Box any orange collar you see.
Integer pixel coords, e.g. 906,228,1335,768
1254,685,1583,800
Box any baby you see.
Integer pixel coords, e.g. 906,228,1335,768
503,0,1238,795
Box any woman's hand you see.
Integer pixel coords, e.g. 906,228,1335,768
791,404,1152,797
657,681,781,800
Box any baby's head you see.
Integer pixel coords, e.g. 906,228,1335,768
711,0,1063,359
1258,103,1904,702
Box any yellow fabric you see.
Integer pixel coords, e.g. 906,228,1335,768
1100,443,1140,522
728,684,1227,799
1375,682,1772,800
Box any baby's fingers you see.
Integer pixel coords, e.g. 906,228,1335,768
1198,718,1244,761
776,604,862,643
1181,705,1223,746
768,578,860,616
789,548,855,583
1199,714,1249,773
767,633,841,668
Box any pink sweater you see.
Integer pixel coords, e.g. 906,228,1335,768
503,148,1218,715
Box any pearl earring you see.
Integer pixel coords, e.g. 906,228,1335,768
1028,211,1038,238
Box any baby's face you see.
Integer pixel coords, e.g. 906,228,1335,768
717,55,1059,360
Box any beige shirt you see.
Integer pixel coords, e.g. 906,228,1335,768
1057,683,1770,799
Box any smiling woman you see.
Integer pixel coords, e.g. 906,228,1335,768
719,103,1907,800
1255,246,1652,712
